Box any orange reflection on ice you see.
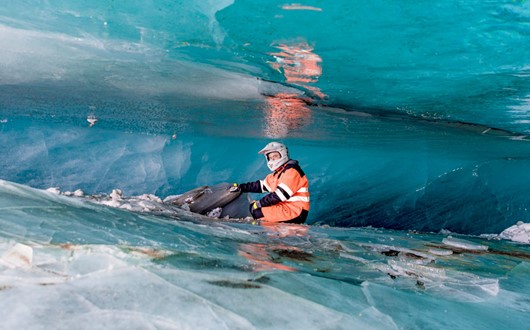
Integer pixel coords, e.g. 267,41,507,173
238,243,297,272
269,41,326,99
264,41,325,137
270,43,321,83
261,222,309,238
238,223,310,272
263,92,312,138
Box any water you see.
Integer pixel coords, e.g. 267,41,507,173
1,1,530,328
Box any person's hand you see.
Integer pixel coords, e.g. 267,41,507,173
228,183,241,193
249,200,262,219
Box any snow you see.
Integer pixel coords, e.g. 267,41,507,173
499,221,530,244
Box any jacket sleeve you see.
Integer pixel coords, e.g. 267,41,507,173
258,169,301,207
239,180,266,193
258,192,282,207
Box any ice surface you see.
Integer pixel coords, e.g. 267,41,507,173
1,243,33,268
2,0,530,328
0,180,529,329
442,237,489,251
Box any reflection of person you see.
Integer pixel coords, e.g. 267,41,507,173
263,93,312,139
229,142,310,223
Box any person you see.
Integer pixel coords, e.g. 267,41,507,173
229,142,310,224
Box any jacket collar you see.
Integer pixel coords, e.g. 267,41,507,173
273,159,298,174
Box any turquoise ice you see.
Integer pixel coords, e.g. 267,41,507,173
1,1,530,328
1,180,529,329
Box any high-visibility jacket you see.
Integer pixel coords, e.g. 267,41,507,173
239,160,310,223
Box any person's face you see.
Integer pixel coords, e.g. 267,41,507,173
267,152,281,161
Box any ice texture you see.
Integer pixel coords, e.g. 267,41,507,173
442,237,489,251
500,222,530,244
0,181,529,329
2,1,530,234
3,119,530,235
2,0,530,328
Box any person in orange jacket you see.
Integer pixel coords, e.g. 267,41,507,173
229,142,310,224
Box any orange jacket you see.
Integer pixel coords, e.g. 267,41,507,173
240,160,310,223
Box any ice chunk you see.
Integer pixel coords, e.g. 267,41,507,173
499,222,530,244
2,243,33,268
442,237,488,251
206,207,223,218
46,187,61,194
428,248,453,256
100,200,122,208
138,194,162,203
110,189,123,200
382,259,499,301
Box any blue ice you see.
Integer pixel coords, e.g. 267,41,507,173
1,0,530,328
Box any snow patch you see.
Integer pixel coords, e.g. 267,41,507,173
499,221,530,244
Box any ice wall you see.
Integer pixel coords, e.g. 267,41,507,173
2,110,530,235
2,1,530,234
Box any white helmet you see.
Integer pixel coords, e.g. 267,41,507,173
258,142,290,171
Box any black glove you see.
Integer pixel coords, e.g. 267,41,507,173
249,200,263,219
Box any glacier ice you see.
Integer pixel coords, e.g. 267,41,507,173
500,222,530,244
3,116,530,234
0,180,529,328
2,0,530,328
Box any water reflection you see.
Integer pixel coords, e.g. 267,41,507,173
264,41,325,137
238,223,310,272
263,92,312,138
269,41,325,98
